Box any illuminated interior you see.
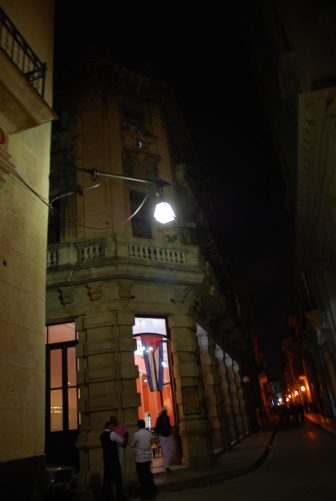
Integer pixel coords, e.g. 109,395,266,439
46,323,79,432
133,317,174,429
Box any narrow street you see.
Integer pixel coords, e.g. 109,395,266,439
156,422,336,501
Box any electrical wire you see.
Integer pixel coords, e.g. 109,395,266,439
12,171,50,207
8,171,149,231
122,194,148,223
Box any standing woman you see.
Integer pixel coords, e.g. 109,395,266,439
154,407,174,473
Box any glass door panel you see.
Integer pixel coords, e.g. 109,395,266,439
50,389,63,432
67,347,77,387
50,349,62,389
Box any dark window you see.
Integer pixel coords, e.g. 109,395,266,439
130,190,152,239
123,106,144,131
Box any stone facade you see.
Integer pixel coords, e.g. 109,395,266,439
46,65,254,487
0,1,55,499
247,0,336,416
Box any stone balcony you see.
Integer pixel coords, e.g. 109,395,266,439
47,235,203,286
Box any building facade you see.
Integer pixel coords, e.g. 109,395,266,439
0,1,55,499
46,63,257,486
246,0,336,417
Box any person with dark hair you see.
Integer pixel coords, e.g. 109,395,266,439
130,419,156,500
100,421,129,500
154,407,173,473
110,415,129,479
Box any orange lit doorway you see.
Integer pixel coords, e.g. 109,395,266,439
133,317,174,429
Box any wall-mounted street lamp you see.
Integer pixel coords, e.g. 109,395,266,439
74,167,176,225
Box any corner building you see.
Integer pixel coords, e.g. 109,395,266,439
46,64,254,486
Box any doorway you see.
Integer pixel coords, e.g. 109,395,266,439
133,317,177,469
133,317,174,429
45,323,79,468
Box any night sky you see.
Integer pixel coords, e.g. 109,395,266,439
54,3,293,378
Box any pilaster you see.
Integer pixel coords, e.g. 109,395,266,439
169,313,213,466
233,361,249,435
215,347,237,445
197,329,230,451
75,310,138,487
225,355,244,439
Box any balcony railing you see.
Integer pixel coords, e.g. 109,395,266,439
0,6,46,97
47,236,200,270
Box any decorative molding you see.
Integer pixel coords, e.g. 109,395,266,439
85,284,103,302
297,87,336,263
170,286,193,304
118,280,135,299
122,147,161,181
57,287,74,306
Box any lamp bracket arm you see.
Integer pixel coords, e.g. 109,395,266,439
75,166,170,190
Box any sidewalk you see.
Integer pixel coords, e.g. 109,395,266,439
73,417,278,500
147,417,278,494
304,412,336,438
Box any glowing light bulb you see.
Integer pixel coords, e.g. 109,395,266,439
154,201,176,224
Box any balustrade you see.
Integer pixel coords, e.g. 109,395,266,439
47,237,193,269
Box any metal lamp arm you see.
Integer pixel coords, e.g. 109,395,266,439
76,166,170,190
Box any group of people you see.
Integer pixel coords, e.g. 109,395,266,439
100,407,174,500
277,402,305,426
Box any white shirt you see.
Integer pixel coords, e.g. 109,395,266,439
130,428,153,462
110,430,123,446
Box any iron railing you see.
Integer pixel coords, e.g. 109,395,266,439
0,6,46,97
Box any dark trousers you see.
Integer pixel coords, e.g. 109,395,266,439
102,463,124,500
135,461,156,499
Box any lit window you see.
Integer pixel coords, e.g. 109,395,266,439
46,323,78,432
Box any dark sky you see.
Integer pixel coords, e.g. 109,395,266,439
54,3,293,378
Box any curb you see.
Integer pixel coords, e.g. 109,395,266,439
72,428,279,499
304,416,336,439
157,427,278,494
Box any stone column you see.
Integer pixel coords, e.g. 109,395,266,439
169,314,213,466
197,330,230,451
225,354,244,439
76,310,139,487
215,346,237,445
233,361,249,435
